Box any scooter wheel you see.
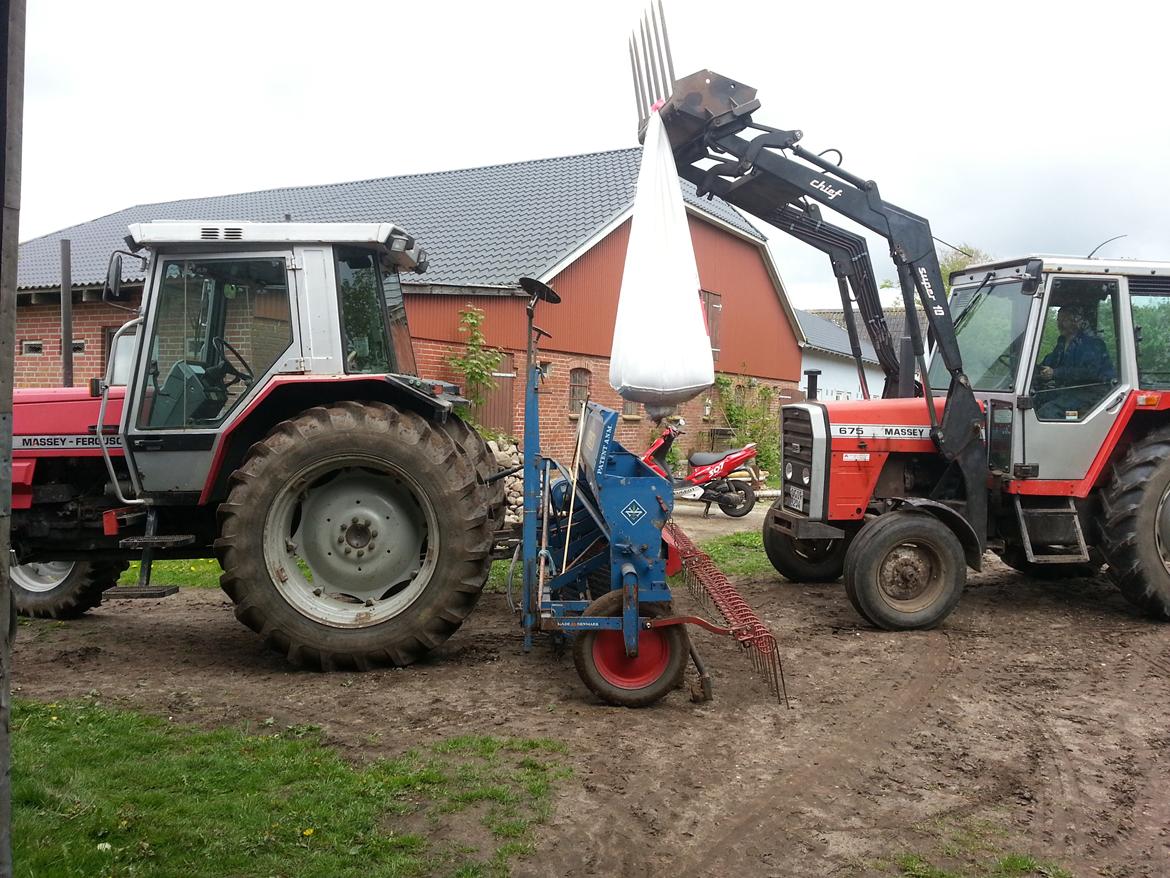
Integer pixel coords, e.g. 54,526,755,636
718,481,756,517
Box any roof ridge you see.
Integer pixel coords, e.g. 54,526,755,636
131,146,647,214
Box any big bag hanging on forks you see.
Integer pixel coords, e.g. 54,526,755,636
609,110,714,414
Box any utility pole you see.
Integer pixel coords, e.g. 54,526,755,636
1,1,26,875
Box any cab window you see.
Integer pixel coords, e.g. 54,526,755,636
336,248,393,374
1130,279,1170,389
1031,278,1120,421
139,257,293,429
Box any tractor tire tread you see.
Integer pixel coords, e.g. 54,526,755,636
216,401,494,670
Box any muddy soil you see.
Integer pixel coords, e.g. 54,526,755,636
12,503,1170,877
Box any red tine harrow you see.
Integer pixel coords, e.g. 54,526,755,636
664,521,789,706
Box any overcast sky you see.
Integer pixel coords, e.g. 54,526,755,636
19,0,1170,308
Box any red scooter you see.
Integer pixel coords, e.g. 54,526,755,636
641,419,760,517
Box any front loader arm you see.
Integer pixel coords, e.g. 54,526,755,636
659,70,987,546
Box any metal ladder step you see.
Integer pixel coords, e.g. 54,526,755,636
119,534,196,549
1013,495,1090,564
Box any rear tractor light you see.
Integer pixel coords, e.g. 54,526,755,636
1136,393,1163,407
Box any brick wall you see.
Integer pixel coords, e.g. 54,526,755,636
15,295,141,388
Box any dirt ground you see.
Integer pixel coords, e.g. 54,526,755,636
12,502,1170,877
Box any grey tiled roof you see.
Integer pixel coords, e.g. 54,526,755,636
807,307,928,347
796,308,878,363
17,149,762,291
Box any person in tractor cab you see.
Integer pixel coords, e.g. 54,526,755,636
1034,303,1116,419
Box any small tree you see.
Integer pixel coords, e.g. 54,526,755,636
448,305,503,418
938,243,993,296
713,374,780,473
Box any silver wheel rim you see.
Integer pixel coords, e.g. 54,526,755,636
1157,484,1170,576
8,554,75,593
263,455,438,628
877,540,946,613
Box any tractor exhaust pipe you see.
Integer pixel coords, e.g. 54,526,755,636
804,369,821,401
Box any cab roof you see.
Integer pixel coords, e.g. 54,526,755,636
952,254,1170,286
126,221,428,272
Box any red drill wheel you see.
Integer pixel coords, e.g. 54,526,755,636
590,627,672,689
572,590,688,708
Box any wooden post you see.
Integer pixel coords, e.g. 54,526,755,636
60,238,72,386
1,1,26,874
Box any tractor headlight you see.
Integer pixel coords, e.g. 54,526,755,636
801,467,811,485
784,462,793,480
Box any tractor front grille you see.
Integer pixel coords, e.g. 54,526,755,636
781,406,814,516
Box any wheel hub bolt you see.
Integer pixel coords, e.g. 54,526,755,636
344,547,352,555
352,517,359,524
356,550,364,557
313,588,322,596
337,536,344,544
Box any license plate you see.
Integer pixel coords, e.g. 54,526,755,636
785,485,805,510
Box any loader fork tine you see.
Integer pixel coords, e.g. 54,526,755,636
629,1,679,132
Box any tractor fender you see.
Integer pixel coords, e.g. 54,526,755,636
890,497,983,571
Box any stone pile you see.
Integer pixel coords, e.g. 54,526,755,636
487,439,524,526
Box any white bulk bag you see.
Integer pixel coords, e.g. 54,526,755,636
609,110,714,413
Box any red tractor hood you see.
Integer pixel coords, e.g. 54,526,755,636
820,396,947,445
12,386,126,457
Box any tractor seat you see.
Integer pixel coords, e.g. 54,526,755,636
689,450,735,467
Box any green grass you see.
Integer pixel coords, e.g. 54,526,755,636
879,814,1072,878
697,531,775,579
120,559,519,594
118,559,222,588
13,700,569,878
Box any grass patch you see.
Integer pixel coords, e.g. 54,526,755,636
119,558,518,595
13,701,569,877
482,559,515,595
117,559,222,589
880,814,1072,878
698,531,775,579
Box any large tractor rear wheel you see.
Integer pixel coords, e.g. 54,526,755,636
843,511,966,630
1101,426,1170,620
9,556,128,619
216,402,494,670
435,415,506,531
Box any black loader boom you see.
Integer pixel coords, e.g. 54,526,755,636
629,32,987,543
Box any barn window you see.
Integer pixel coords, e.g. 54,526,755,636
71,339,86,354
20,340,43,355
622,398,641,418
569,367,591,413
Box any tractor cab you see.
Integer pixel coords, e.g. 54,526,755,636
929,256,1170,483
100,222,434,498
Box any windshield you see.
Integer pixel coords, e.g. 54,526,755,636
928,280,1030,392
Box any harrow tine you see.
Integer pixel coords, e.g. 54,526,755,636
629,36,648,130
655,0,676,88
665,521,790,706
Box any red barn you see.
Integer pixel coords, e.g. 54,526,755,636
15,150,806,459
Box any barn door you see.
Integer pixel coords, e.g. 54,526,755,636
475,353,516,435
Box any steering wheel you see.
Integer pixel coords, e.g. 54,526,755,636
210,337,255,386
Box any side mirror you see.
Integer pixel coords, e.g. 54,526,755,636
1021,258,1044,294
104,253,123,301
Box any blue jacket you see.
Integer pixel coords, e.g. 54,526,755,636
1041,331,1115,386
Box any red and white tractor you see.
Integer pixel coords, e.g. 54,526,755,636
9,221,504,667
